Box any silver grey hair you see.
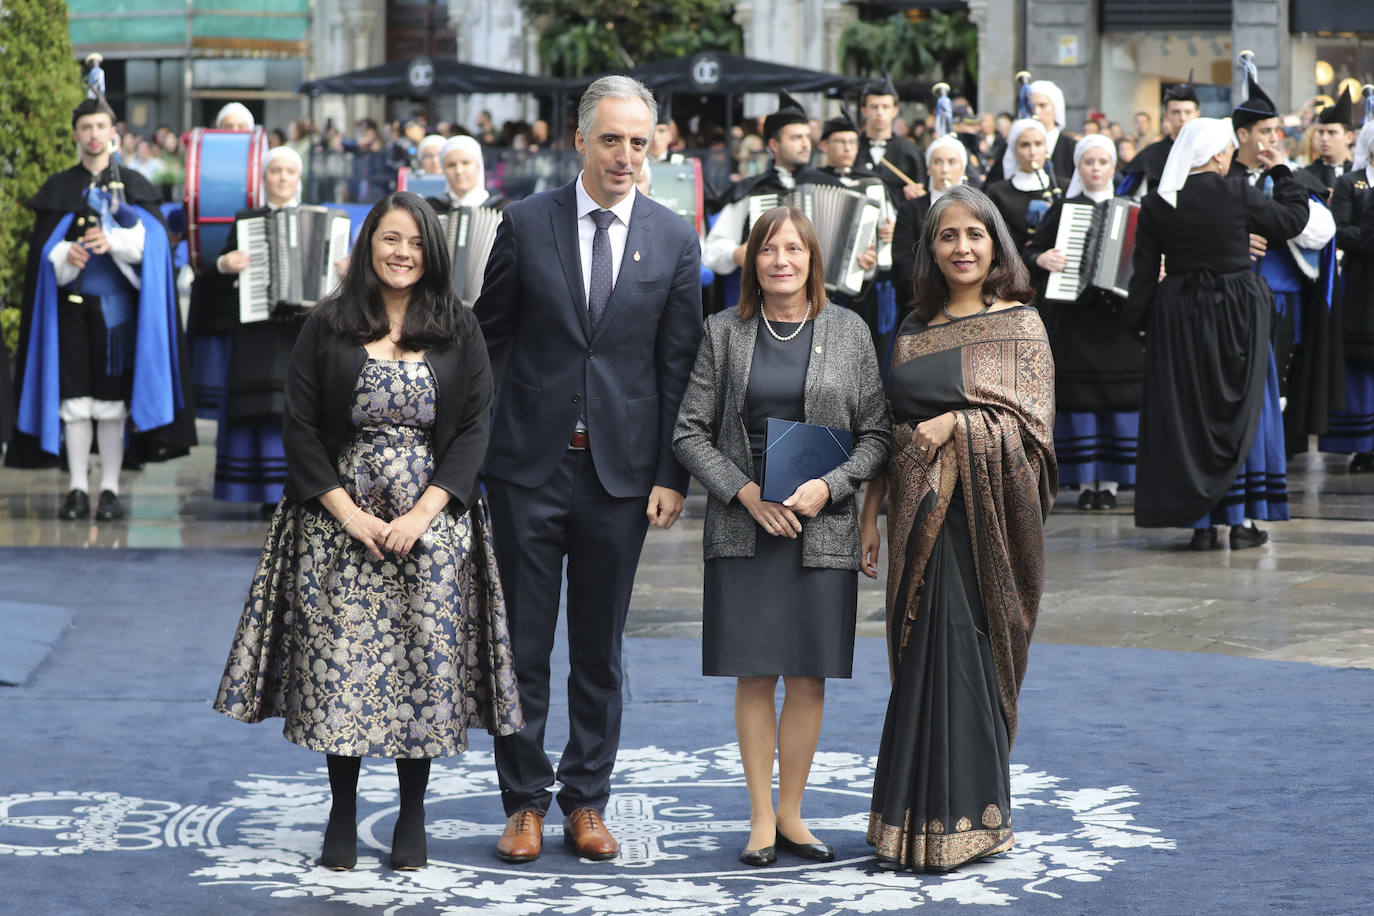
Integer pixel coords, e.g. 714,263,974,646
577,75,658,139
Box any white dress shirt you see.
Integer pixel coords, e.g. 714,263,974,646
574,171,636,308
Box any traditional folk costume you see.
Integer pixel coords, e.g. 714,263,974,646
422,135,512,216
891,135,969,306
982,79,1075,187
10,82,191,519
186,103,258,420
818,110,899,373
1227,71,1340,460
869,307,1056,871
856,75,929,206
210,147,314,505
1303,89,1357,194
1117,74,1200,199
1029,136,1144,507
1126,118,1308,545
1320,119,1374,468
703,93,841,313
983,119,1064,254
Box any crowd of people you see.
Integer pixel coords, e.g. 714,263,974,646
4,49,1372,881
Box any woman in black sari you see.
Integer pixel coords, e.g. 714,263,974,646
860,185,1057,871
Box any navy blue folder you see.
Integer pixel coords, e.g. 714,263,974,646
760,417,853,503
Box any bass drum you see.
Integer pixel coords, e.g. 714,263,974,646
184,126,267,271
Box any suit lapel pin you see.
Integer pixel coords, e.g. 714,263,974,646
633,250,641,262
814,345,823,354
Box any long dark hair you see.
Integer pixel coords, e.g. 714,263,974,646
737,206,827,320
909,185,1035,321
318,192,465,350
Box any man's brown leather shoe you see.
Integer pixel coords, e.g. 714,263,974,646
496,810,544,863
562,807,618,860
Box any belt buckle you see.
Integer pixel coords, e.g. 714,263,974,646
569,430,590,450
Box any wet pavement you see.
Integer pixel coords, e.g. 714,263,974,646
3,420,1372,668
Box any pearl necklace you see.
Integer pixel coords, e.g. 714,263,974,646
760,302,810,342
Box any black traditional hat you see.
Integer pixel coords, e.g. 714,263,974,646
762,91,809,141
1163,69,1199,106
1232,52,1278,130
860,72,899,104
1317,86,1357,129
820,109,858,140
72,51,117,127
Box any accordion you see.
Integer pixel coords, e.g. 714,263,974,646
237,206,350,323
437,205,503,307
747,184,882,297
1044,198,1140,303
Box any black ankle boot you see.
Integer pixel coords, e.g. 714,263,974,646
320,754,360,869
391,758,430,869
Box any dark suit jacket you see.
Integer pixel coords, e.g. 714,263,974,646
891,194,932,307
281,307,492,514
474,180,703,497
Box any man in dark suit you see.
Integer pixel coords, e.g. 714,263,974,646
473,75,703,864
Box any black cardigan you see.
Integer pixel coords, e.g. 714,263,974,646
282,306,492,514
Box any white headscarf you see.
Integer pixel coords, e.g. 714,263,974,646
925,134,969,170
440,135,489,206
1353,122,1374,174
1066,134,1118,200
1028,80,1066,130
417,134,446,172
1029,79,1065,160
1002,118,1048,185
1157,117,1236,207
214,102,255,130
261,145,303,206
925,134,968,200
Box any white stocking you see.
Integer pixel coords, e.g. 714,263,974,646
64,420,94,494
96,419,125,495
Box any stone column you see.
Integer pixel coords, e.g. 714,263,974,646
968,0,1020,120
1024,0,1099,129
1233,0,1289,111
339,0,385,125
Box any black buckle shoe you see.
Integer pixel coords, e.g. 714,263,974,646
1076,489,1097,510
59,489,90,520
1350,452,1374,474
1229,524,1269,550
95,490,124,521
1188,526,1220,551
1097,490,1117,510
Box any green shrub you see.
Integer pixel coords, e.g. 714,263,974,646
0,0,83,351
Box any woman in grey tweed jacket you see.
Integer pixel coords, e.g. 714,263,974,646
672,206,890,867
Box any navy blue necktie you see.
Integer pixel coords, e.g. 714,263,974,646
588,209,615,329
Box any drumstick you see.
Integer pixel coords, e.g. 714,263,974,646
879,157,922,189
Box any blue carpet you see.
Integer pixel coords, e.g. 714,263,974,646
0,548,1369,914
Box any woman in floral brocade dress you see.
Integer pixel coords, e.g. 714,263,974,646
213,192,522,872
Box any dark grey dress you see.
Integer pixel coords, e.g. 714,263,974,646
701,320,859,678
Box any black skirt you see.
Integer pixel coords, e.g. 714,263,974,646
701,463,857,678
867,487,1013,871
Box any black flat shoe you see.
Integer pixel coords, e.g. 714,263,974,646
1188,527,1221,551
1076,489,1098,510
775,830,834,862
1097,490,1117,510
1350,452,1374,474
1229,523,1269,550
59,489,90,520
95,490,124,521
739,845,776,867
